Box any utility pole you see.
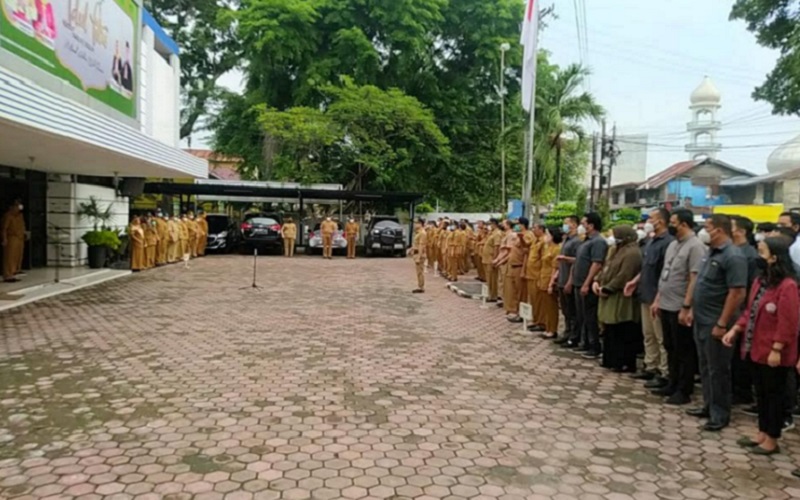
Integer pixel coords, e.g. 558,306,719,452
599,120,608,204
589,133,598,209
606,124,618,206
499,43,510,213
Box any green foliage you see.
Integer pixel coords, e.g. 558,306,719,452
212,0,603,211
544,201,578,225
596,198,611,230
81,230,121,251
614,207,642,224
77,197,113,231
415,202,435,214
574,187,588,216
730,1,800,117
144,0,241,139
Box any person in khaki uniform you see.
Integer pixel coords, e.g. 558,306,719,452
167,215,180,263
196,211,209,256
179,214,191,264
446,225,459,281
281,217,297,257
425,222,436,272
474,221,487,281
143,215,159,269
438,220,449,277
538,227,564,339
155,213,169,266
482,219,502,301
525,223,546,331
495,219,524,321
517,218,533,306
409,219,427,293
462,220,474,274
345,218,359,259
129,217,146,272
1,198,26,283
186,213,199,258
320,216,337,259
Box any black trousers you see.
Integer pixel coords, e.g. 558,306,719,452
602,321,639,371
576,290,600,352
661,310,697,397
732,334,754,404
753,361,789,439
559,287,576,338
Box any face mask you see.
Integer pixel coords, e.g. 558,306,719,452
636,229,646,241
606,236,616,246
755,233,765,243
755,257,768,272
513,225,521,233
577,225,587,236
667,226,678,237
562,224,570,233
643,223,654,234
698,228,711,245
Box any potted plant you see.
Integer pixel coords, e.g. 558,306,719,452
78,197,121,269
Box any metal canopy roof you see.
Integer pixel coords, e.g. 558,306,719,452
143,182,424,204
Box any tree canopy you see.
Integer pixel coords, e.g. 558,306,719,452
731,0,800,116
210,0,603,211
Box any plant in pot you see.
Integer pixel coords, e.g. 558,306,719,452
78,197,121,269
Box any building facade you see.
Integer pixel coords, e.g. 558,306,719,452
0,0,207,270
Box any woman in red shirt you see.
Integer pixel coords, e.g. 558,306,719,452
723,236,799,455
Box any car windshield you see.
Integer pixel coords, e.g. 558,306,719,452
313,222,343,231
206,216,229,234
374,220,401,229
249,217,279,226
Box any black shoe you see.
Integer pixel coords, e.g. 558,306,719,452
528,325,545,332
562,340,580,349
644,377,669,389
741,405,759,417
581,350,601,360
630,371,656,381
686,407,710,419
486,299,498,303
702,421,728,432
3,278,20,283
665,393,690,406
507,316,523,324
574,346,590,353
553,337,570,345
650,386,675,397
412,289,425,294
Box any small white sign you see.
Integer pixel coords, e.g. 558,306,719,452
481,284,489,298
519,302,533,321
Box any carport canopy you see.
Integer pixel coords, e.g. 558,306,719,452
143,182,425,246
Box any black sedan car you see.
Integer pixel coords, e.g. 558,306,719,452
240,213,284,253
205,214,241,253
364,217,407,257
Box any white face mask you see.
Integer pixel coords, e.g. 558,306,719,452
606,236,616,246
755,233,766,243
698,228,711,245
577,225,587,236
637,229,646,241
643,222,654,234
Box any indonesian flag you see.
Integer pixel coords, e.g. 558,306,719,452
520,0,539,113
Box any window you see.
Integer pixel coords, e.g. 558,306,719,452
763,183,775,204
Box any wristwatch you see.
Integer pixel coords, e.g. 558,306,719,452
681,304,691,310
715,323,726,329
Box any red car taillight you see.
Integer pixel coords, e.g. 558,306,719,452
309,232,316,238
270,224,281,232
241,222,252,231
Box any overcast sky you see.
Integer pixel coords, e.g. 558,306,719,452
190,0,800,179
541,0,800,177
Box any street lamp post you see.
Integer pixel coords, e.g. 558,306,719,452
499,42,510,214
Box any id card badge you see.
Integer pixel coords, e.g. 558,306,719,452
661,268,670,281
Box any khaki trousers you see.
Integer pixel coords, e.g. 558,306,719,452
415,261,425,290
322,234,333,258
642,303,668,375
284,238,295,257
539,288,560,333
504,265,522,314
2,237,23,279
347,237,357,259
485,263,498,300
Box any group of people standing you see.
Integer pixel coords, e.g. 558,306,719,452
128,211,209,271
412,209,800,466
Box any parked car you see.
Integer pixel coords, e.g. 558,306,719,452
205,213,241,253
240,212,284,253
307,221,348,254
364,216,406,257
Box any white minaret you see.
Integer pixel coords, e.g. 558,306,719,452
686,76,722,160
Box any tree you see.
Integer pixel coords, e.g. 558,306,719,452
144,0,241,139
730,0,800,115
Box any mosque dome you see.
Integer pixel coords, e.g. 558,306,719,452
690,76,721,106
767,133,800,173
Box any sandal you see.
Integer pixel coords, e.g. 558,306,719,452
750,445,780,456
736,437,760,448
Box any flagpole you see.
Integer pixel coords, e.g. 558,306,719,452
524,99,535,219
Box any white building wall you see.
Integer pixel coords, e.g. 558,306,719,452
613,135,648,186
47,181,130,267
137,25,179,148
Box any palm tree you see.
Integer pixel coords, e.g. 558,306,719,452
534,63,604,205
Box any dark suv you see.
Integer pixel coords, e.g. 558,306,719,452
205,214,241,253
240,212,284,253
364,216,406,257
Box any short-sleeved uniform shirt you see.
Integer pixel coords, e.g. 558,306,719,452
482,229,502,264
557,234,581,288
691,240,747,327
657,233,706,312
573,233,608,286
639,231,675,304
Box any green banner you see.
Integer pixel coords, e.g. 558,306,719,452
0,0,140,118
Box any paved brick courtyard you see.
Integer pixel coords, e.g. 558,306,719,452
1,255,800,500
